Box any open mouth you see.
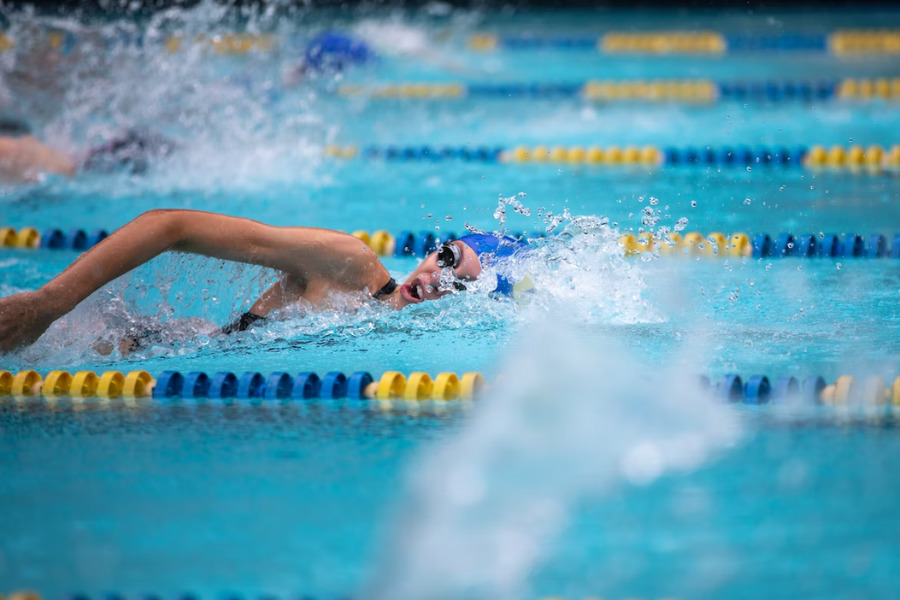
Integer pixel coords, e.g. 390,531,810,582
401,279,426,303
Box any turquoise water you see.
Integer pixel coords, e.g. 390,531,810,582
1,5,900,598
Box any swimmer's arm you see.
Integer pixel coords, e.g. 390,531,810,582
0,209,360,351
46,209,328,307
0,136,77,182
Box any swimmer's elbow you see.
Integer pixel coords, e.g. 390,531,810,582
136,209,190,247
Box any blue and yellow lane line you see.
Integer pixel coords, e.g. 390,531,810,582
337,78,900,102
0,370,486,401
5,226,900,260
323,143,900,174
2,371,899,406
468,30,900,56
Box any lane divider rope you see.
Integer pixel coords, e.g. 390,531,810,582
0,370,486,401
4,29,898,56
618,231,900,259
2,371,899,406
7,227,897,260
704,374,900,406
468,30,900,55
338,78,900,102
0,228,108,251
325,144,900,172
362,229,900,259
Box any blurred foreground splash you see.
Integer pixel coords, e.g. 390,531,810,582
365,321,740,600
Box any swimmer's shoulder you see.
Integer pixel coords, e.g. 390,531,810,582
284,227,382,270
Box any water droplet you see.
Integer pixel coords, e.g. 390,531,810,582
691,201,697,207
836,263,842,270
518,192,527,198
746,166,752,172
675,217,688,232
445,215,452,221
650,197,659,205
743,198,751,205
819,232,824,238
779,186,785,191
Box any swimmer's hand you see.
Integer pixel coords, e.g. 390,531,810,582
0,291,59,353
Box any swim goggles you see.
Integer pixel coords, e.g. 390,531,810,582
435,241,462,268
435,242,467,291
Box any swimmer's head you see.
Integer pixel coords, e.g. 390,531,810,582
392,233,528,308
0,117,31,138
304,30,374,72
82,128,177,175
283,30,375,86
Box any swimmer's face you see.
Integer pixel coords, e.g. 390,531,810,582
396,241,482,306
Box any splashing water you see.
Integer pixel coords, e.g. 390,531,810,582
492,192,532,229
364,322,740,600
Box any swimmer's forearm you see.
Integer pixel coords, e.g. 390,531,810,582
40,209,285,315
40,210,184,313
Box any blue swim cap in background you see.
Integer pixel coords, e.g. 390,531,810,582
304,30,375,73
458,233,533,299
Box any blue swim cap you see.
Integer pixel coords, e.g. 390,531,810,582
304,31,375,72
458,233,531,298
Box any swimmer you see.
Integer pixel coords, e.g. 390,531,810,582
0,124,176,183
281,27,464,86
0,209,527,353
281,30,376,85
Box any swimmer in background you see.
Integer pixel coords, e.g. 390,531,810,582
0,209,530,353
0,121,176,183
0,118,77,181
281,27,464,86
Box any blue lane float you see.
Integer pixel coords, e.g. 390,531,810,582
320,371,348,399
150,370,377,401
37,228,107,251
744,375,772,404
713,374,840,405
237,372,266,399
183,371,210,398
209,372,239,399
292,372,321,399
265,372,293,399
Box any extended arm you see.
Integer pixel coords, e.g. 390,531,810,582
0,136,78,182
0,209,340,352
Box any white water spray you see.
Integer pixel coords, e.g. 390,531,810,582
365,320,739,600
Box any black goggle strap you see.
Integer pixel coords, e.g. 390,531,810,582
436,242,462,268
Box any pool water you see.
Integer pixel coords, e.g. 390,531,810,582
1,5,900,598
